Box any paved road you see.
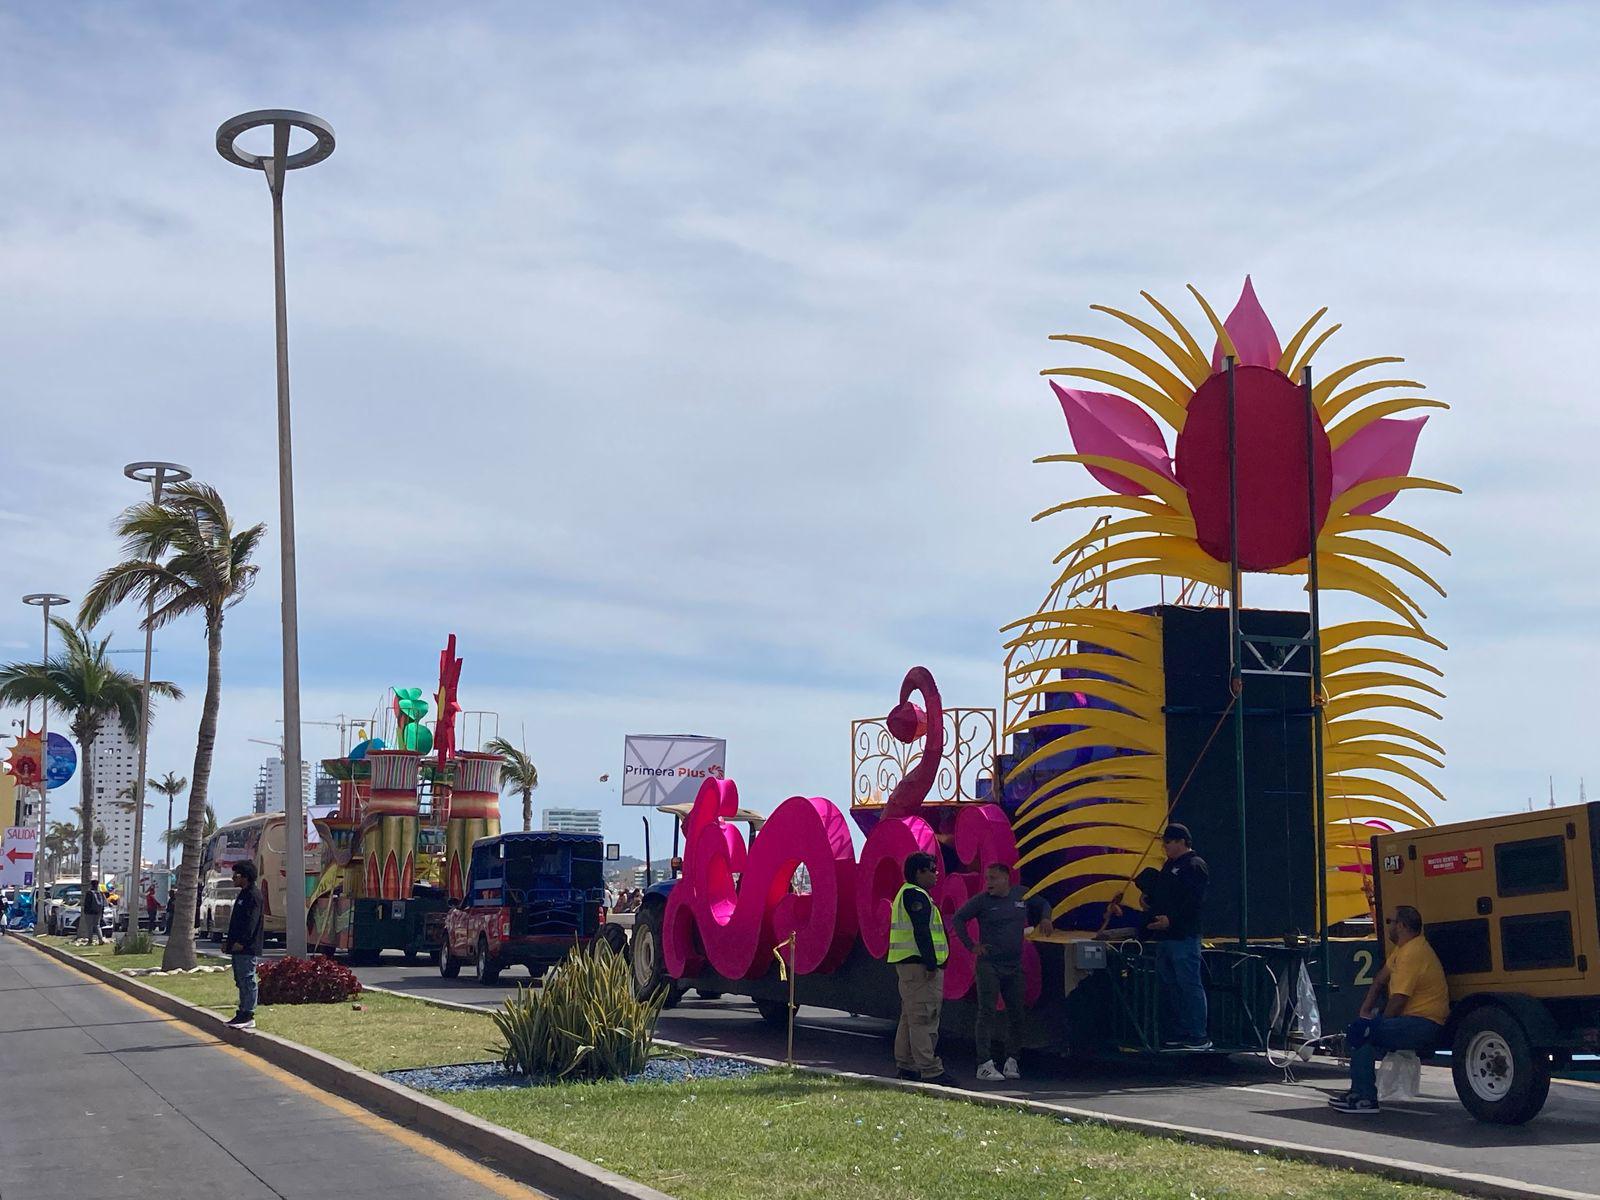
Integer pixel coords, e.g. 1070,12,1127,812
0,938,544,1200
353,954,1600,1198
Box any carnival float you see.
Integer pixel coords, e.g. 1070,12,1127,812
622,278,1453,1054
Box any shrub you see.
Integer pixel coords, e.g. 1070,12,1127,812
256,955,363,1005
115,932,154,956
493,941,664,1081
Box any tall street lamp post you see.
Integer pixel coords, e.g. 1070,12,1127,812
216,109,334,957
23,593,68,906
122,462,191,925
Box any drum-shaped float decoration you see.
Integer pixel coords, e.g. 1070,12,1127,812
363,750,421,900
446,751,503,901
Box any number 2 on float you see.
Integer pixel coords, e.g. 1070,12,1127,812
1353,949,1375,985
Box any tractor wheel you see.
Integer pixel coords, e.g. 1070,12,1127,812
1452,1006,1552,1125
754,998,789,1027
630,904,669,1001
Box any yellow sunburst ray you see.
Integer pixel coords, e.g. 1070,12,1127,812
1089,303,1210,387
1324,795,1434,829
1003,622,1155,659
1052,515,1195,564
1311,356,1407,408
1000,608,1161,638
1292,323,1343,375
1040,862,1164,915
1325,692,1444,724
1328,737,1445,771
1326,717,1445,756
1322,377,1426,424
1324,671,1446,701
1306,557,1429,629
1005,721,1164,781
1323,513,1452,558
1007,650,1164,694
1183,284,1239,366
1326,779,1435,825
1013,757,1165,818
1321,620,1447,654
1324,752,1446,803
1035,453,1193,515
1323,535,1448,597
1066,534,1234,584
1141,290,1210,369
1033,494,1177,524
1005,678,1160,721
1017,798,1169,847
1018,779,1167,828
1276,307,1329,375
1331,475,1462,519
1011,702,1173,741
1018,821,1166,867
1069,556,1232,600
1322,647,1443,678
1050,334,1195,411
1328,398,1450,449
1038,368,1188,431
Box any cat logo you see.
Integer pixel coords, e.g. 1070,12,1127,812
1383,853,1404,875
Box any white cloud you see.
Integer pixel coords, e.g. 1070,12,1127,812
0,3,1595,858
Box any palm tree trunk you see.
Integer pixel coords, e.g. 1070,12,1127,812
162,620,223,970
76,717,97,887
523,786,532,832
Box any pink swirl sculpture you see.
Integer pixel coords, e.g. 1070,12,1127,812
665,777,859,979
881,666,943,820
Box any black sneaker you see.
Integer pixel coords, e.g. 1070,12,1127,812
1162,1038,1213,1052
1328,1095,1380,1115
896,1069,920,1081
226,1012,255,1030
920,1071,958,1086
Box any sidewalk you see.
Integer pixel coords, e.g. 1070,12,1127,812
0,937,543,1200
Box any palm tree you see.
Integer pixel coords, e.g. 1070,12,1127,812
44,821,79,874
0,618,181,893
147,772,189,875
484,736,539,832
81,481,263,970
163,801,216,850
91,825,110,882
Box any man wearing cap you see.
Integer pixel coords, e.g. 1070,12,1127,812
1110,823,1211,1050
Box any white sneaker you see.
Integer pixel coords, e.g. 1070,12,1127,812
976,1060,1005,1081
1002,1057,1021,1079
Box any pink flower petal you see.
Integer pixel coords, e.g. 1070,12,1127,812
1210,276,1282,372
1051,383,1175,495
1330,416,1428,514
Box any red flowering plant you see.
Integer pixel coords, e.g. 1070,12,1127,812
256,955,363,1005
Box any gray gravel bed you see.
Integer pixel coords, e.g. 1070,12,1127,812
386,1053,767,1093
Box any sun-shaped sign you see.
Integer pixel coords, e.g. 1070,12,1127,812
1040,277,1459,628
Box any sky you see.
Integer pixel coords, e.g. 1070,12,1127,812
0,2,1595,864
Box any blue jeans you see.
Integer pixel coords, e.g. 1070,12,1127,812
1347,1014,1440,1101
1157,936,1208,1042
231,953,260,1016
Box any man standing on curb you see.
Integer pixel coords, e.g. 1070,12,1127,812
80,878,105,945
954,862,1053,1082
887,853,955,1085
224,860,264,1029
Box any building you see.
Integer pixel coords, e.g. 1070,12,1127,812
91,724,139,883
313,763,339,807
541,807,602,836
254,755,312,815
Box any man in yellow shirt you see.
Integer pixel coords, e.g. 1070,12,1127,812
1330,904,1449,1114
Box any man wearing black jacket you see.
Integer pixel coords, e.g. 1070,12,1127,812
224,860,265,1029
1110,823,1211,1050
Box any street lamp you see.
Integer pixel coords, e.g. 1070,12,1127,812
216,109,335,957
23,593,68,904
122,461,191,925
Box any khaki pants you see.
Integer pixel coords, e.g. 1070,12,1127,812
894,962,945,1078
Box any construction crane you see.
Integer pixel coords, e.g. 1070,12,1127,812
276,715,368,757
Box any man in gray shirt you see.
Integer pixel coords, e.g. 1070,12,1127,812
953,862,1053,1081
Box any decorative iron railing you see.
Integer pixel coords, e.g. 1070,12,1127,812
850,707,998,807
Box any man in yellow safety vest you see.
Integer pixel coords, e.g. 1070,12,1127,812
887,852,955,1084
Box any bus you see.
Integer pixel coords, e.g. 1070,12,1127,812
199,813,317,944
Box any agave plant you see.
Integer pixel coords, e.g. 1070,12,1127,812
491,941,664,1080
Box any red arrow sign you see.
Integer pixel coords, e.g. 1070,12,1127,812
6,847,35,863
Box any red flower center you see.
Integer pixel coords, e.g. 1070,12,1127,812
1174,365,1332,571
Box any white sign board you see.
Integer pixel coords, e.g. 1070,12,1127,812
622,735,726,807
1,825,38,888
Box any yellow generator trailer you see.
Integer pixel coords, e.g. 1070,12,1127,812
1372,802,1600,1124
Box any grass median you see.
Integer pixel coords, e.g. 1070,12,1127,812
36,935,1447,1200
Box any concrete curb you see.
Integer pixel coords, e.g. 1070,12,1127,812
358,980,1597,1200
14,935,673,1200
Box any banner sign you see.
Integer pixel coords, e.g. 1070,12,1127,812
622,735,726,808
45,732,75,790
1,825,38,888
1423,847,1483,877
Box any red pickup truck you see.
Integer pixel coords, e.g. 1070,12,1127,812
439,831,608,984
